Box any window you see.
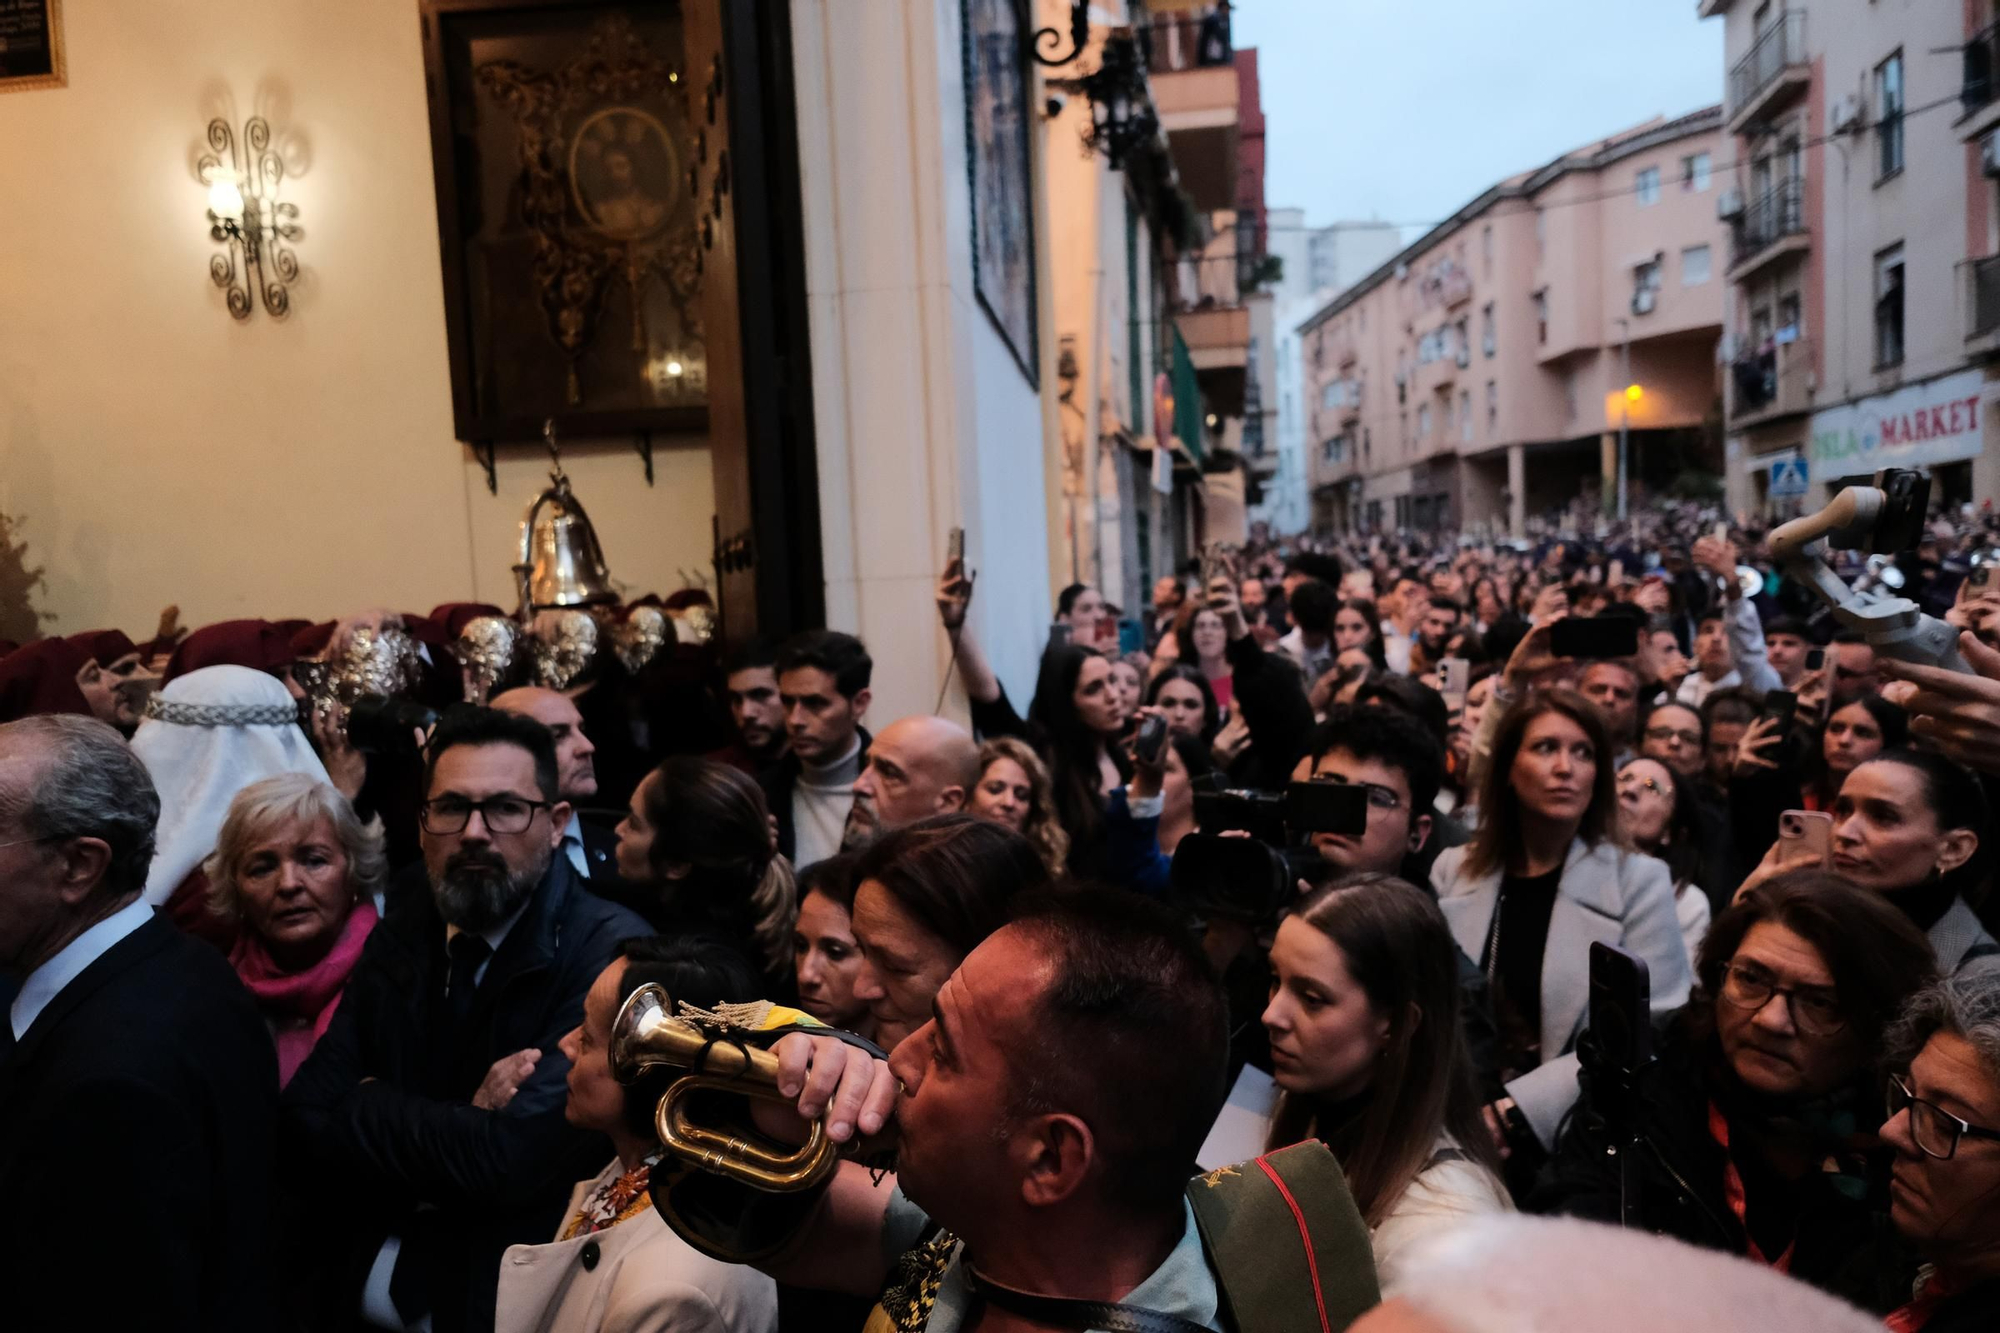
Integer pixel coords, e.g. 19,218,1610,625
1486,380,1498,433
1363,428,1371,459
1454,318,1471,368
1482,303,1496,357
1442,393,1453,432
1636,167,1661,206
1320,381,1340,410
1418,403,1432,437
1636,259,1663,292
1682,244,1712,286
1459,390,1472,442
1776,292,1801,339
1876,52,1904,179
1534,290,1549,344
1359,307,1366,333
1681,153,1712,192
1535,211,1546,257
1564,378,1577,422
1875,244,1905,367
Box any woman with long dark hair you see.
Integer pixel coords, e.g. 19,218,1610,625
1334,598,1388,671
1616,756,1713,961
614,755,798,986
1258,875,1510,1288
1731,694,1909,871
1143,662,1222,745
1172,600,1236,713
1431,690,1694,1158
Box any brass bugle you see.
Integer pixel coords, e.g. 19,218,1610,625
608,983,837,1193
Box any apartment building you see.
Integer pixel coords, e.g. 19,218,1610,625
1299,110,1728,536
1705,0,2000,512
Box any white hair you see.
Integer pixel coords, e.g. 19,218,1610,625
1370,1215,1879,1333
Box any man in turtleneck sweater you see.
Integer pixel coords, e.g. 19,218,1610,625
762,630,873,870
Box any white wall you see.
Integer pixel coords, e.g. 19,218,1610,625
791,0,1054,722
0,0,714,637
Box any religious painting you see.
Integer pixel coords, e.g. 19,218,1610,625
422,1,714,443
961,0,1039,385
0,0,65,93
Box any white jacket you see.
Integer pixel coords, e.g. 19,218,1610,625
1371,1135,1513,1293
495,1160,779,1333
1431,839,1694,1149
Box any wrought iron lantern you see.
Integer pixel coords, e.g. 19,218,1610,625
1079,34,1157,170
198,116,302,320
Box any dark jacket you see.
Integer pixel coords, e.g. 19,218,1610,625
1531,1016,1910,1314
1223,630,1317,791
281,856,649,1333
759,726,870,864
0,910,278,1331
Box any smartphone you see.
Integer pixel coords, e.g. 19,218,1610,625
1047,622,1072,651
1759,689,1798,746
1588,943,1654,1075
947,526,964,566
1438,656,1470,705
1712,521,1730,543
1550,615,1641,660
1134,712,1170,767
1116,617,1144,656
1286,781,1372,837
1778,809,1835,868
1803,646,1826,673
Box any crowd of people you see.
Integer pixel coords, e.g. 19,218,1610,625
5,497,2000,1331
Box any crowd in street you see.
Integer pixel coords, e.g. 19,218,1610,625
6,494,2000,1332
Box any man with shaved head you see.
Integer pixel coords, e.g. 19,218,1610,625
491,686,613,881
849,714,981,840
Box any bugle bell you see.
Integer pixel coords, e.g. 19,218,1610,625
608,983,838,1195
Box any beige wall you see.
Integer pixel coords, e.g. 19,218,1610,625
1302,114,1725,524
0,0,714,638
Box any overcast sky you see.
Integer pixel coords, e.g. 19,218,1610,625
1232,0,1725,235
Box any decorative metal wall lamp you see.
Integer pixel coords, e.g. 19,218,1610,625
198,117,301,319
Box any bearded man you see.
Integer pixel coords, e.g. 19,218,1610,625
282,706,648,1333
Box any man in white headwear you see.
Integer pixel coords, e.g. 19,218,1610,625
129,664,329,940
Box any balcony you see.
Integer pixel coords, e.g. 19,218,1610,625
1727,11,1810,136
1175,302,1249,415
1142,3,1238,211
1728,334,1815,427
1728,178,1809,282
1962,255,2000,358
1961,22,2000,142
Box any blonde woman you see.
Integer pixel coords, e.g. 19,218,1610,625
204,771,387,1086
967,735,1070,875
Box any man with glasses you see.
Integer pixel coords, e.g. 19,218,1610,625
1637,700,1706,783
1882,970,2000,1331
1298,705,1443,885
283,706,648,1333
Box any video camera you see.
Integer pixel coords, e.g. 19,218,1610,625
1169,780,1374,923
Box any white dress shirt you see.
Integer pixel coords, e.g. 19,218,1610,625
10,895,154,1041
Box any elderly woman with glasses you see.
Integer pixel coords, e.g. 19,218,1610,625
1880,968,2000,1331
1533,871,1938,1314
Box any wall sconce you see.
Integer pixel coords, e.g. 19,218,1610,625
197,116,301,319
1077,36,1158,170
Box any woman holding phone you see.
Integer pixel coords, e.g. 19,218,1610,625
1728,695,1907,871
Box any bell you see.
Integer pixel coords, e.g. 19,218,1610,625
514,420,619,614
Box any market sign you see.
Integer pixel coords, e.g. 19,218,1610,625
1808,369,1986,475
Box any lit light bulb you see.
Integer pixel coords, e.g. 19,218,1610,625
1625,384,1644,404
207,176,245,221
665,360,684,376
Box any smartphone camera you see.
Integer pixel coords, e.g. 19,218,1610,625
1869,468,1931,556
1134,713,1169,767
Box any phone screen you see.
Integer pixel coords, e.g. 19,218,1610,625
1549,616,1640,660
1286,781,1371,837
1588,943,1653,1075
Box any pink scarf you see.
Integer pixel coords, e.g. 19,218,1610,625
229,901,378,1087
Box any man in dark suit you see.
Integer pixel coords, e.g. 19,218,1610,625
0,714,277,1331
283,706,648,1333
491,686,619,881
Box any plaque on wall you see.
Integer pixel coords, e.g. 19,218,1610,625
0,0,64,93
960,0,1039,386
421,1,710,443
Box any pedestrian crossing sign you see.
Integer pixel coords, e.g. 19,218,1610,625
1767,457,1809,497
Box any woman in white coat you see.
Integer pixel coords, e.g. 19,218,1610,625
496,938,779,1333
1258,873,1512,1292
1432,689,1693,1158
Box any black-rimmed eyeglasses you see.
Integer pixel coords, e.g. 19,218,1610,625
420,796,551,835
1887,1072,2000,1160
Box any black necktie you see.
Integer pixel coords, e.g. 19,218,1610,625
446,933,491,1027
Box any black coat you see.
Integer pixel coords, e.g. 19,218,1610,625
0,909,278,1332
281,856,649,1333
1531,1017,1911,1313
759,726,870,864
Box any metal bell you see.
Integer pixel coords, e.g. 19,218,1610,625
514,420,619,614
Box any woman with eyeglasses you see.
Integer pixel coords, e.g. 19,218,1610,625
1534,871,1938,1314
1880,969,2000,1331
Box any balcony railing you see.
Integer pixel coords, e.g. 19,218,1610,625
1963,255,2000,345
1728,11,1807,118
1729,334,1814,423
1139,3,1233,76
1965,22,2000,115
1732,178,1806,266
